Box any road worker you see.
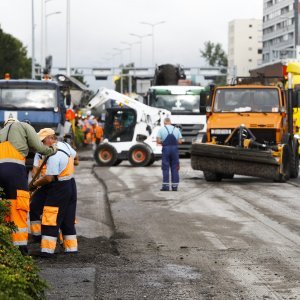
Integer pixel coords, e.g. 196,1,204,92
156,117,183,191
0,118,56,255
90,118,104,146
30,128,78,257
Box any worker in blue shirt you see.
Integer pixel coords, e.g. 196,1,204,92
30,128,78,257
156,117,183,191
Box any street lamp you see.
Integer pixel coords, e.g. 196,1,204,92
121,41,140,65
140,21,165,66
31,0,35,79
129,33,152,67
45,11,61,58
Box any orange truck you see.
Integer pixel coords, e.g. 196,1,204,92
191,72,299,182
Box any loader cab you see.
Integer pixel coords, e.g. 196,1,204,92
104,108,136,142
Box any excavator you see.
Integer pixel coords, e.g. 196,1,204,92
191,62,300,182
87,88,170,166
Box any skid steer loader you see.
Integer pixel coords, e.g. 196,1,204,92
87,88,170,166
191,68,299,182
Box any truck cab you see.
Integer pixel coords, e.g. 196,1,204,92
0,79,67,169
146,85,207,156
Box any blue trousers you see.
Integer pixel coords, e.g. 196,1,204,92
161,145,179,189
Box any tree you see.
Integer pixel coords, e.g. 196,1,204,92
200,41,228,67
0,28,31,79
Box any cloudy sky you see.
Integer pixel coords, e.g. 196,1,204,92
0,0,263,89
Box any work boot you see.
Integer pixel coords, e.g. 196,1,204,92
160,187,169,191
40,252,54,259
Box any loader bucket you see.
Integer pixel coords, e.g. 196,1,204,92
191,143,288,181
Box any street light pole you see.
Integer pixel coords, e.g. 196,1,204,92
66,0,71,76
140,21,165,66
129,33,152,67
31,0,35,79
45,11,61,58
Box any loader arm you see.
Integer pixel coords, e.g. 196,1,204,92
87,88,170,127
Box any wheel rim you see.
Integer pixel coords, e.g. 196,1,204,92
132,149,146,163
99,149,112,163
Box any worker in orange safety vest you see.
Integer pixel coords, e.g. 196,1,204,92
0,118,56,255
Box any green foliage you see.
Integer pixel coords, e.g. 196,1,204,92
0,189,47,299
200,41,228,67
0,28,31,79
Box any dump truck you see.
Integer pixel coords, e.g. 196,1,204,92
191,67,300,182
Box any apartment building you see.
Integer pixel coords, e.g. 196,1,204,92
227,19,262,81
263,0,300,63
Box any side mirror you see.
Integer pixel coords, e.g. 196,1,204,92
292,89,300,108
200,91,209,114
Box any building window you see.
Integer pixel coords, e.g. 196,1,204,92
249,36,252,39
248,59,252,62
249,24,253,28
258,49,262,54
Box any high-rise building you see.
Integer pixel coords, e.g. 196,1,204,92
227,19,262,81
262,0,300,64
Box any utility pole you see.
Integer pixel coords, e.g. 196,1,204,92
31,0,36,79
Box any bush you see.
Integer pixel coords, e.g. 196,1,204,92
0,188,47,300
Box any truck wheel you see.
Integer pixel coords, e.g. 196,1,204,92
128,144,151,167
203,171,222,182
221,173,234,179
94,144,117,166
146,154,155,166
290,140,299,178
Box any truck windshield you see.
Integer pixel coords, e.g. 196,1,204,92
213,88,280,113
149,94,200,114
0,88,56,109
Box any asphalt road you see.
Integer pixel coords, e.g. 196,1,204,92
36,152,300,299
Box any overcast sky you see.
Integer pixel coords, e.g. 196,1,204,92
0,0,263,89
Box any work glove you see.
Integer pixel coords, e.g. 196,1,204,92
29,182,38,193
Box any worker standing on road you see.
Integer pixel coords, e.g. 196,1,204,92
30,128,78,257
0,118,56,255
156,117,183,191
91,118,104,146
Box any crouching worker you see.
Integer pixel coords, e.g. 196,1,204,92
30,128,78,257
0,118,56,255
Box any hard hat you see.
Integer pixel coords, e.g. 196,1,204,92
37,128,56,141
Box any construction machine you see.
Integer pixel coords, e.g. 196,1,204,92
191,66,300,182
87,88,170,166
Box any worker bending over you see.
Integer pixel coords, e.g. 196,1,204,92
156,117,182,191
0,118,56,255
30,128,78,257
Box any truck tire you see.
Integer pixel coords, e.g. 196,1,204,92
203,171,222,182
94,144,118,166
128,144,151,167
290,139,299,178
221,173,234,179
146,154,155,166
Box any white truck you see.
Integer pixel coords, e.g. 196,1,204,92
87,88,170,166
145,85,207,156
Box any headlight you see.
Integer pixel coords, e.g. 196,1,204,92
211,129,232,135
